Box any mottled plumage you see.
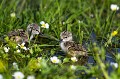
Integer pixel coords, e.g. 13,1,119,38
7,23,40,44
65,41,87,57
60,31,87,56
60,31,88,65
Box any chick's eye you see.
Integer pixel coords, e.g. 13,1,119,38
64,37,67,38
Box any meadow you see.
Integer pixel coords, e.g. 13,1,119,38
0,0,120,79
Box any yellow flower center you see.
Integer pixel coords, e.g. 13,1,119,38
17,75,21,78
52,60,57,63
42,24,46,28
20,44,25,49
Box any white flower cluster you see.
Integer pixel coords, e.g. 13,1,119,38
15,42,29,53
50,56,61,64
10,12,16,18
40,21,49,29
110,62,118,68
71,56,78,62
12,71,24,79
4,47,10,53
13,72,35,79
110,4,119,11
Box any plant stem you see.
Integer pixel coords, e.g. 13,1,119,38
96,53,109,79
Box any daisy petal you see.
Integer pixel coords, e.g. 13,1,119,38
40,21,45,25
45,23,49,29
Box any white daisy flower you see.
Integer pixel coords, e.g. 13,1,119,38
62,22,65,25
27,75,35,79
40,21,49,29
110,4,119,11
16,49,20,53
0,74,3,79
4,47,10,53
71,57,78,62
18,42,27,50
12,71,24,79
10,12,16,18
70,65,77,70
50,56,61,64
110,62,118,68
78,20,83,23
16,46,19,48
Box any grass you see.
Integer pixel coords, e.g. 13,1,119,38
0,0,120,79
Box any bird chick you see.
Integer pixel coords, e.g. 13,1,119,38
60,31,88,57
27,23,40,40
7,23,40,44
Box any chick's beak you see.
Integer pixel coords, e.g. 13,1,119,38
59,39,63,42
39,32,44,36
